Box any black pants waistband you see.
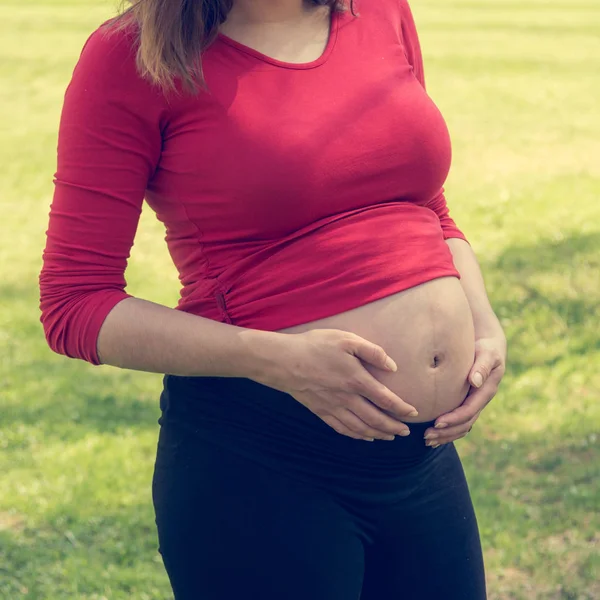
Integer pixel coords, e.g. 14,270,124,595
159,374,438,478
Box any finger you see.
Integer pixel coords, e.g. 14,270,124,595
468,356,492,389
428,425,474,446
468,349,501,388
425,414,479,445
433,374,500,429
349,338,398,373
320,414,376,442
427,431,469,448
351,373,419,418
469,370,484,389
347,396,411,437
338,408,396,441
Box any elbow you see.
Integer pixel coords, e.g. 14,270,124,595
40,304,69,359
39,278,130,366
39,280,68,358
39,302,84,362
39,288,99,365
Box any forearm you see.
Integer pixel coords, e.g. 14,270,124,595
445,238,505,337
96,296,283,379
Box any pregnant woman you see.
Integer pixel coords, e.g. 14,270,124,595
39,0,507,598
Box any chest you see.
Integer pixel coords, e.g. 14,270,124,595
149,21,451,240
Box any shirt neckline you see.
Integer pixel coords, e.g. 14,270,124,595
216,8,341,70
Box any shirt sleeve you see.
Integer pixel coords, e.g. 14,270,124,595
400,1,469,244
39,23,166,365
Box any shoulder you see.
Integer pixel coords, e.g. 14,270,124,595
354,0,415,22
59,19,169,140
354,0,420,45
70,18,152,93
398,0,419,33
65,17,169,115
360,0,424,83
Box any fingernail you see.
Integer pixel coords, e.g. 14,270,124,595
383,436,395,441
385,357,398,372
472,372,483,388
425,440,435,447
431,443,441,449
399,430,410,437
424,433,437,440
408,410,419,417
365,438,375,442
435,422,448,429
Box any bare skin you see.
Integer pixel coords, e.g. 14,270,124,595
277,277,476,425
219,0,331,63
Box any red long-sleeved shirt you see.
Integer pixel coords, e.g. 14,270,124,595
39,0,468,365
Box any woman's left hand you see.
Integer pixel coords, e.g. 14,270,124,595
423,332,507,447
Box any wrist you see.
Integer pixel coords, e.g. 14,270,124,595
234,328,291,385
457,283,503,339
472,311,505,340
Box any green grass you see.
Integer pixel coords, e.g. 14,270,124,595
1,0,599,598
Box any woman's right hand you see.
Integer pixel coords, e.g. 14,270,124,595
254,329,418,441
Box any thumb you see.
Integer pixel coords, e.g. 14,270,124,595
469,361,491,388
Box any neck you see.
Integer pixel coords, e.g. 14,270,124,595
228,0,319,24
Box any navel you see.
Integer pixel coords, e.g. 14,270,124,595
431,352,444,368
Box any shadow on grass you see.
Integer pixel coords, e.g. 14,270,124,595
462,427,599,599
0,421,597,599
479,231,600,376
4,390,161,434
489,231,600,273
1,280,163,442
0,507,171,599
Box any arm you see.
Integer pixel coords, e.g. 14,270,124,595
445,238,505,339
96,296,282,379
423,237,507,444
399,4,470,245
38,24,279,379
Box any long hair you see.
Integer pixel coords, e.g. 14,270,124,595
107,0,352,94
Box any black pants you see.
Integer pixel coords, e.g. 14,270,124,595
152,375,486,600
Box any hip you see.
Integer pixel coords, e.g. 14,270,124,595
158,373,455,502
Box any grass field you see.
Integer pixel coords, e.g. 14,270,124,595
1,0,599,598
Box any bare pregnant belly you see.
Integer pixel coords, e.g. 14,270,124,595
276,276,475,423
